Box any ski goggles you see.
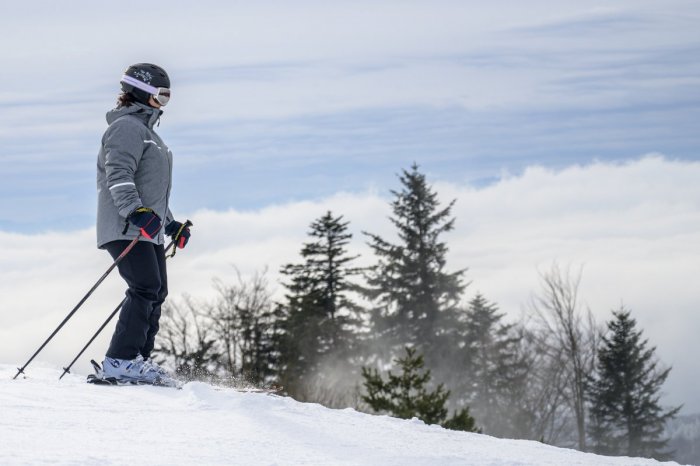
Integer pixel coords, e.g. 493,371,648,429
121,75,171,106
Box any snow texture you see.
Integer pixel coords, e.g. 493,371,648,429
0,364,685,466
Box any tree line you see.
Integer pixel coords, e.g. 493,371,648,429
153,164,681,460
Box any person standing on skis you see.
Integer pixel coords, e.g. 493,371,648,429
95,63,190,385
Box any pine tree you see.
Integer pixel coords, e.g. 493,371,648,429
364,164,466,374
587,307,681,459
279,211,363,401
362,347,479,432
458,294,530,437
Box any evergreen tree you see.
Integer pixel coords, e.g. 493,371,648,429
458,294,530,437
364,164,466,374
362,347,479,432
587,307,681,459
279,211,363,401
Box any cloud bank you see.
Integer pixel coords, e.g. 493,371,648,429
1,156,698,412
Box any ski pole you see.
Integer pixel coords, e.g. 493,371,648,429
59,220,192,380
58,297,126,380
13,235,142,380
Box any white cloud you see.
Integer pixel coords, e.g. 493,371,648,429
1,0,697,120
1,156,698,412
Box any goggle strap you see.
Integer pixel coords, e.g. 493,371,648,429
121,75,162,96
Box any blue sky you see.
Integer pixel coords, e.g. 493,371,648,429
1,0,698,232
1,1,699,413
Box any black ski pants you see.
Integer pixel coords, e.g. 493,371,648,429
104,240,167,360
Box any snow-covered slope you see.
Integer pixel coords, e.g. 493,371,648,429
0,364,683,466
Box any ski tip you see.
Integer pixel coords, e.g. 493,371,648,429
86,374,119,386
90,359,104,374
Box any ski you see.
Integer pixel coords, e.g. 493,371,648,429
86,373,181,388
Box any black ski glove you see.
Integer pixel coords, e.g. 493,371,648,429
165,220,191,249
128,207,162,239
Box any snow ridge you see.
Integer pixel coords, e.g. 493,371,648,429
0,364,683,466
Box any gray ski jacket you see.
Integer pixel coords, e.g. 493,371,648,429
96,102,174,249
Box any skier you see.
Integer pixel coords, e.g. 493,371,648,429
95,63,190,386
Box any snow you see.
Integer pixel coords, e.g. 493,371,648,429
0,364,684,466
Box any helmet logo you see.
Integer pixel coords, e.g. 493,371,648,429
133,70,153,84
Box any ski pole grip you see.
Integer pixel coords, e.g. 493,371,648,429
165,220,193,258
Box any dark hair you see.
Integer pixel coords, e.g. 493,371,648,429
117,92,136,108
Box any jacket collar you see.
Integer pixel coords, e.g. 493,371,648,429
106,102,163,129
